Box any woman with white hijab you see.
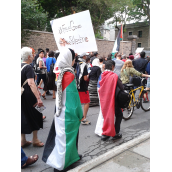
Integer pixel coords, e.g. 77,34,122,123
42,47,83,172
88,58,102,107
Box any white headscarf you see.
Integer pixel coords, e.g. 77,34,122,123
92,58,100,67
54,47,72,73
53,47,76,117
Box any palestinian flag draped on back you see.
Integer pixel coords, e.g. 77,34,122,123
42,48,83,171
95,71,118,137
112,24,123,58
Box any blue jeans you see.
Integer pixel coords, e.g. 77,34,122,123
146,78,150,88
21,147,28,167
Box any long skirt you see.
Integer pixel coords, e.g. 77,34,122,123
44,73,57,91
88,80,99,107
21,83,43,134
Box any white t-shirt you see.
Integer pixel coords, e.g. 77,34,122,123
36,57,46,74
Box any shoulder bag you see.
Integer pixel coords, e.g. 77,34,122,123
21,64,28,95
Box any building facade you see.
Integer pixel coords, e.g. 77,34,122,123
115,22,150,55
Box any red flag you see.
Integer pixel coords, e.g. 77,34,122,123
120,24,123,41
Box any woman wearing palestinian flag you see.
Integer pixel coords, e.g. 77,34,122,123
42,47,83,172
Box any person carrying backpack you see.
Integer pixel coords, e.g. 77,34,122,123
41,51,57,99
75,53,91,125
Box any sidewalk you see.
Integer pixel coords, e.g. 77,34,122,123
69,132,150,172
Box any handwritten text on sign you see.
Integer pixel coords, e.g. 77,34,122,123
58,20,88,45
50,10,97,53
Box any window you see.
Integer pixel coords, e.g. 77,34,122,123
138,43,141,47
138,31,142,38
129,32,132,35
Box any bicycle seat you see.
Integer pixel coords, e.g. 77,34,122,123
124,84,134,90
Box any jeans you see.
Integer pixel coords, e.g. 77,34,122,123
146,78,150,88
21,147,28,167
36,74,47,87
115,106,123,134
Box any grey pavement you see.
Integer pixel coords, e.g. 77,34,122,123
69,132,150,172
21,89,150,172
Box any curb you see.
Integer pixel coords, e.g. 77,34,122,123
68,132,150,172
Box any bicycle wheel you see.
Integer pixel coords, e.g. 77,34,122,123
140,90,150,111
122,98,134,120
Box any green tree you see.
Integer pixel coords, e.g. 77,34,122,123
21,0,48,43
37,0,121,34
127,0,150,23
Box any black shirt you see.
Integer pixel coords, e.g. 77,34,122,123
78,65,88,92
132,58,148,74
89,66,101,81
21,63,35,86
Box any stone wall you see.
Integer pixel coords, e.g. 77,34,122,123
21,30,133,57
21,30,58,52
118,41,132,56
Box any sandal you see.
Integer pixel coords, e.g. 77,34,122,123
21,141,32,148
42,95,46,99
21,154,39,169
33,142,44,147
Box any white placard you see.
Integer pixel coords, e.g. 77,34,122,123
135,47,144,53
50,10,97,53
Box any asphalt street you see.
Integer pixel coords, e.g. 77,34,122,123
21,89,150,172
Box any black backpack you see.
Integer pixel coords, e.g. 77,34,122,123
115,86,131,108
34,58,42,74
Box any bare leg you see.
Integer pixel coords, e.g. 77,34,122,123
42,91,47,97
21,134,26,145
83,103,89,119
38,79,43,88
53,90,56,99
21,134,32,147
32,130,44,146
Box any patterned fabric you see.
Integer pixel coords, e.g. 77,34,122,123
53,47,77,117
120,67,142,84
88,80,99,106
56,67,76,117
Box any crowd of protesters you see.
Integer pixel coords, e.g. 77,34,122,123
21,46,150,171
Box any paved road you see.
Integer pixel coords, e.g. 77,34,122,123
21,90,150,172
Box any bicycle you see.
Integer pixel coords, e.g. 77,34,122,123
122,77,150,120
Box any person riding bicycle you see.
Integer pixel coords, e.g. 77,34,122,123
120,60,150,85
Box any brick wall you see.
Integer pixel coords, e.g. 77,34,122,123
21,30,132,57
21,30,58,52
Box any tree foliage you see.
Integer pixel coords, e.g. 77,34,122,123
127,0,150,23
21,0,150,41
21,0,48,43
37,0,119,34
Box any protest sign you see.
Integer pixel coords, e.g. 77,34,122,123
135,47,144,53
50,10,97,53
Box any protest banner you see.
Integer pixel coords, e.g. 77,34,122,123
50,10,97,53
135,47,144,53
